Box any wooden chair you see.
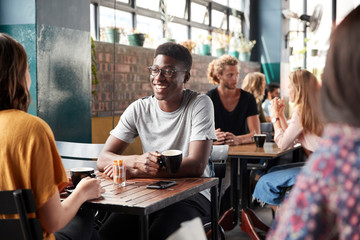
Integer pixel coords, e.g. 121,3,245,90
0,189,43,240
204,145,229,240
55,140,104,169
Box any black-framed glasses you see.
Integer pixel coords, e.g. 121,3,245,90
147,67,188,78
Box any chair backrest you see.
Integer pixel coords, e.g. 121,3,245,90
260,122,274,142
211,145,229,179
55,141,104,160
0,189,43,240
56,141,104,169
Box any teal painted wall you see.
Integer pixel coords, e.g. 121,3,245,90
0,24,37,115
261,63,280,84
257,0,282,84
0,0,37,115
1,0,92,143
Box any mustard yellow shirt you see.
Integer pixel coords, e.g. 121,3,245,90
0,109,68,240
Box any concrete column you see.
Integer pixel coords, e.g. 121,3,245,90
0,0,92,142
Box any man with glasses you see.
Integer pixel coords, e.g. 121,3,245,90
97,42,217,240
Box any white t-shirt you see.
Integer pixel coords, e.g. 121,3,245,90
111,89,217,200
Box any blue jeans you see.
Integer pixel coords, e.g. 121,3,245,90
252,162,305,206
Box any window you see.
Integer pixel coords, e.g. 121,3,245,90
99,6,132,43
213,0,228,6
137,15,162,48
137,0,160,11
90,4,96,39
229,0,242,11
91,0,245,50
212,9,227,29
167,1,187,19
168,22,188,42
229,14,241,33
191,2,209,24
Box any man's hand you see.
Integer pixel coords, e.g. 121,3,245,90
102,151,162,178
214,128,226,145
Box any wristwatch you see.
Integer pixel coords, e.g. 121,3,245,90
271,117,280,123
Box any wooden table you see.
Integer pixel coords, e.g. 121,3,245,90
228,142,301,228
68,172,219,240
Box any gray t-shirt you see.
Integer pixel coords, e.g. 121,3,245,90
110,89,217,200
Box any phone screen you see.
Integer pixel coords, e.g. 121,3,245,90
146,181,177,189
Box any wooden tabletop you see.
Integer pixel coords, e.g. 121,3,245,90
228,142,301,158
81,172,218,216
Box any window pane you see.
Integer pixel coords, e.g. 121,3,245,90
213,0,228,6
137,0,160,11
191,2,208,24
229,15,241,34
168,22,188,42
99,6,132,43
137,15,163,48
90,4,96,40
167,0,186,19
212,9,227,30
116,0,129,3
229,0,242,11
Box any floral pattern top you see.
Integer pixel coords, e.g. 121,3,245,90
267,123,360,240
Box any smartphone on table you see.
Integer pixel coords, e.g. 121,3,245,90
146,180,177,189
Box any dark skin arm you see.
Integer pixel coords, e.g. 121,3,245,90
97,135,212,178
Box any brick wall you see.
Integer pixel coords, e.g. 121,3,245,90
92,41,261,117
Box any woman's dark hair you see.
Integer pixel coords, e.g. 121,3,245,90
0,33,30,111
321,5,360,126
154,42,192,71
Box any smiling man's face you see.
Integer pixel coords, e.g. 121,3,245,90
150,55,188,106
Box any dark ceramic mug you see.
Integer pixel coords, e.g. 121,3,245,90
253,134,267,148
70,167,96,188
158,150,182,173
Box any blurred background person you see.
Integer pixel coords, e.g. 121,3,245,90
267,6,360,239
0,33,104,240
242,72,268,123
262,82,280,121
253,69,323,214
207,54,260,215
207,54,260,146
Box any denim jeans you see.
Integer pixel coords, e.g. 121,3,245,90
252,162,305,206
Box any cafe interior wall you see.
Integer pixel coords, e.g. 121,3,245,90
250,0,286,85
0,0,92,143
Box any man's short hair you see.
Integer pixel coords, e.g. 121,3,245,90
267,82,280,92
154,42,192,70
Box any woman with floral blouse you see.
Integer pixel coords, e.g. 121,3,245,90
267,5,360,239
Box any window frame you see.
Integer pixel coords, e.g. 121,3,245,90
91,0,244,44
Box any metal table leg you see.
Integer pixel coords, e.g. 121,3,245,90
139,215,149,240
211,184,219,240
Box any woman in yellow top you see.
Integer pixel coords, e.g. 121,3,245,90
0,33,105,240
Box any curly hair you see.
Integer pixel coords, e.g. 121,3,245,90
0,33,30,111
241,72,266,103
207,55,238,85
290,69,323,136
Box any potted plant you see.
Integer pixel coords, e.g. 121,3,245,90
179,40,197,53
128,29,147,47
238,33,256,61
91,37,98,95
197,33,212,56
229,33,256,61
212,29,230,57
103,26,125,44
